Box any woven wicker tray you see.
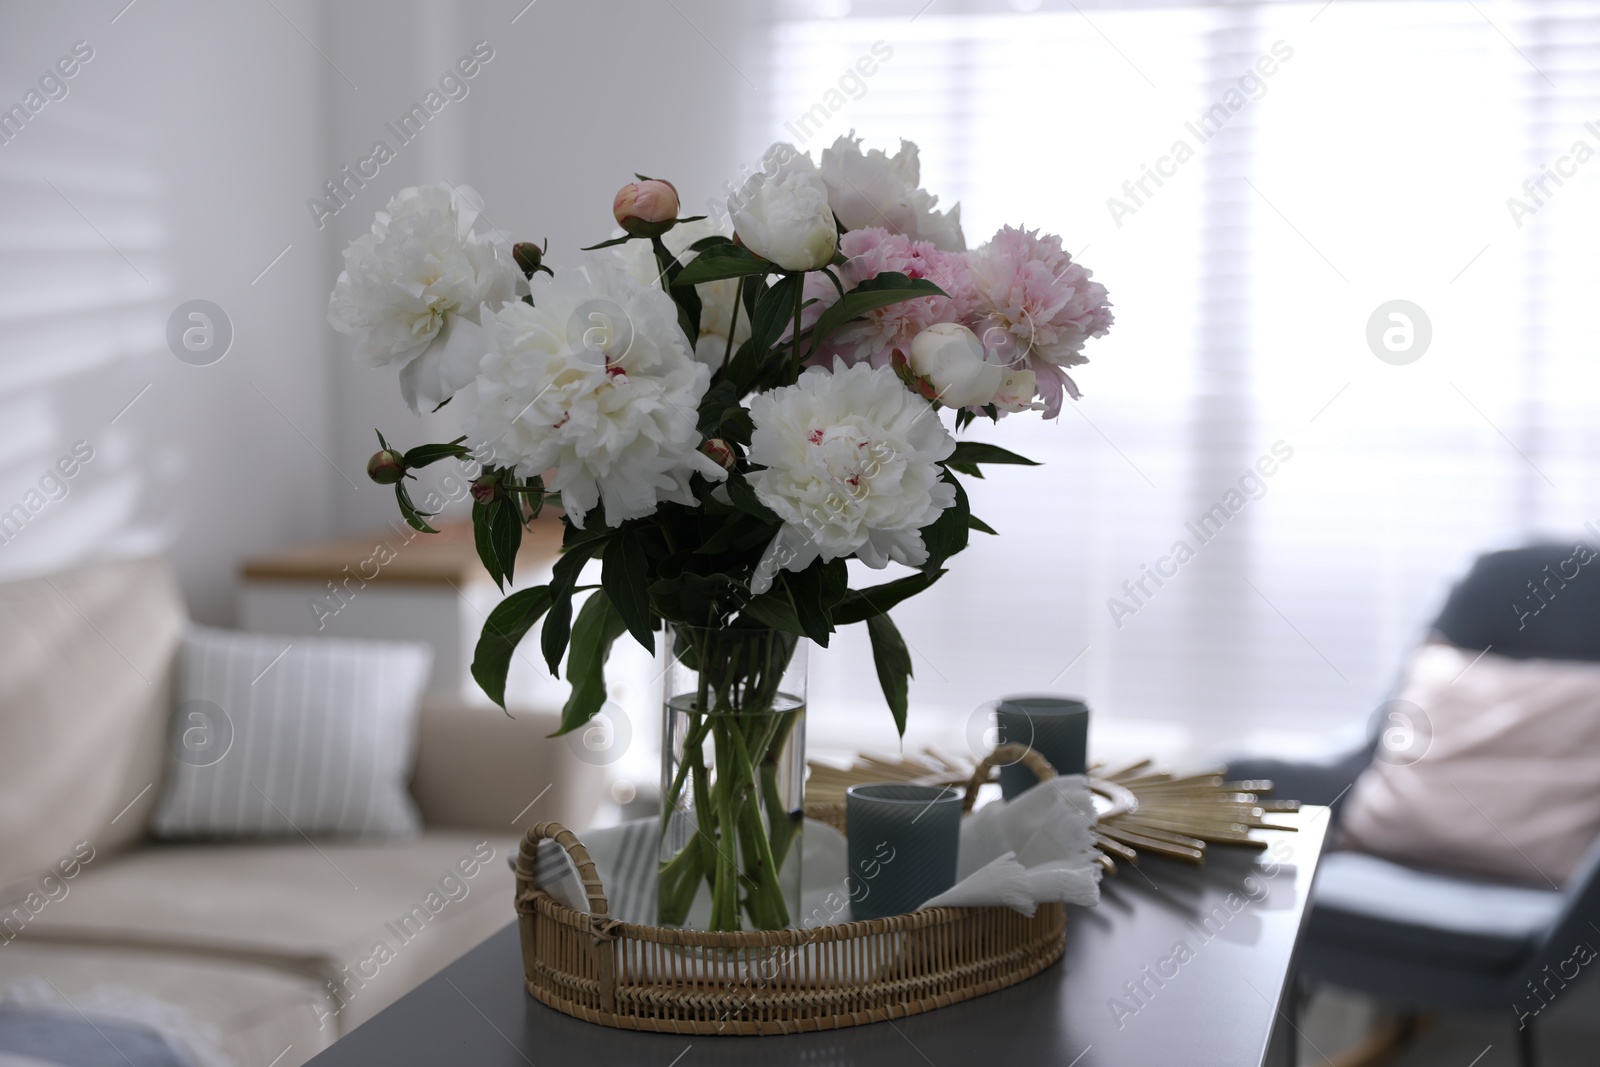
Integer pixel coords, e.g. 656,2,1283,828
513,746,1067,1035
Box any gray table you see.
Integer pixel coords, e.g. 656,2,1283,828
309,809,1328,1067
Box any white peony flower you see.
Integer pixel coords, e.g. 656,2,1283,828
466,254,726,528
746,361,957,594
818,134,965,252
908,322,1002,408
729,143,838,271
328,183,519,412
616,218,751,372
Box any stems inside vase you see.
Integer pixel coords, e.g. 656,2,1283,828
658,624,805,932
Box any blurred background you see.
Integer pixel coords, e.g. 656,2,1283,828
3,0,1598,774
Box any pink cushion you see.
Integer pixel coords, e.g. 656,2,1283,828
1340,643,1600,887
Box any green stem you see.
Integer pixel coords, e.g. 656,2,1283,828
712,724,740,929
658,715,714,840
790,271,804,370
759,708,802,871
658,706,720,927
724,277,744,368
657,842,703,925
656,625,802,932
726,718,788,929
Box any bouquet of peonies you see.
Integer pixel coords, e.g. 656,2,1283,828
329,134,1113,931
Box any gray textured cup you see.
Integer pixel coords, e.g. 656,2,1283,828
845,784,961,921
995,695,1089,800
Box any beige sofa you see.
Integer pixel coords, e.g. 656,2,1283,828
0,558,603,1067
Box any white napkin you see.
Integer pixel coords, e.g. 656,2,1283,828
919,774,1101,915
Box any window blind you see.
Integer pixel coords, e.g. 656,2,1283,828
767,0,1600,761
0,100,168,583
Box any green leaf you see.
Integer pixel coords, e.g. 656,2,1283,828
556,591,627,736
489,497,522,587
807,273,946,357
402,437,471,468
542,536,610,674
742,271,760,320
718,404,755,445
580,235,634,250
649,571,734,627
833,569,947,625
602,530,654,652
470,585,554,709
651,235,701,345
375,428,392,451
671,243,771,288
968,514,998,535
696,379,743,438
725,474,780,524
782,559,847,646
561,517,613,550
739,591,807,636
748,274,803,357
471,496,522,589
944,442,1041,478
781,573,831,647
695,513,778,556
721,338,762,397
395,482,438,534
866,612,913,737
918,472,970,573
687,234,734,253
818,267,847,301
472,499,496,583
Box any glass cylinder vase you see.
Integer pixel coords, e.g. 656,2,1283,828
658,623,806,932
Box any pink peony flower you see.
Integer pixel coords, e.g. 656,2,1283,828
613,179,680,236
963,225,1113,417
793,227,975,369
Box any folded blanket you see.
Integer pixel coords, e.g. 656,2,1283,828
0,1008,191,1067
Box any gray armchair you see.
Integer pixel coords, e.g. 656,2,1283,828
1227,543,1600,1067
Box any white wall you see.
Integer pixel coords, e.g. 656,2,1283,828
325,0,760,535
0,0,754,623
0,0,336,623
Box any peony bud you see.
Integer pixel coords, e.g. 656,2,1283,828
890,350,939,402
613,180,680,237
512,240,550,277
700,438,737,471
470,475,501,504
992,368,1038,413
728,143,838,271
908,323,1003,408
366,449,407,485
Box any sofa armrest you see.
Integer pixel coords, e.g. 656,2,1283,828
1226,742,1373,811
410,697,608,833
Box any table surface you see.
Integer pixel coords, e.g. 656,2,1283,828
308,808,1328,1067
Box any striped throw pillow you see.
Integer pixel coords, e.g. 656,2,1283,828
151,625,431,839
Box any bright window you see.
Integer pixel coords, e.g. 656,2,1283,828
767,0,1600,762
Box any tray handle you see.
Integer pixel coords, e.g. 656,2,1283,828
517,821,617,1013
517,820,611,919
961,743,1057,814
